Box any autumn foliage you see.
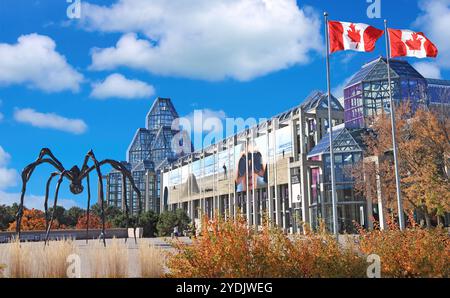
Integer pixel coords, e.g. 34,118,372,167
7,209,63,231
353,105,450,227
76,213,112,230
166,215,367,278
358,217,450,278
166,215,449,278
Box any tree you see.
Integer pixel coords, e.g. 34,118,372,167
75,213,112,229
157,209,190,237
139,210,159,237
47,206,67,228
8,208,62,231
90,203,122,222
353,104,450,227
0,205,15,231
65,206,85,227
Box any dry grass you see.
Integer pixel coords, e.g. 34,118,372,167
138,242,165,278
88,238,129,278
40,240,77,278
0,238,76,278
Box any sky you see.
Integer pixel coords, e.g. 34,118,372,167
0,0,449,210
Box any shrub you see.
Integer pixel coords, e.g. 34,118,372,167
88,238,128,278
8,208,64,231
0,264,5,278
4,238,76,278
166,216,366,278
139,242,165,277
76,213,112,230
157,209,190,237
358,222,450,278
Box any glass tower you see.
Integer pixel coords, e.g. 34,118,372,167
107,97,189,215
344,57,428,128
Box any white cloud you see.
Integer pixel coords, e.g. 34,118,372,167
0,33,83,92
0,168,18,190
90,73,155,99
0,146,19,190
82,0,322,81
413,62,442,79
0,191,79,210
0,146,11,167
414,0,450,75
181,109,227,134
14,108,88,135
332,76,353,99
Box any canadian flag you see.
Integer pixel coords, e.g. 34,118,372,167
388,29,438,58
328,21,384,53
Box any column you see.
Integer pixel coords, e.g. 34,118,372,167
245,135,251,225
267,128,274,226
227,138,232,220
145,171,150,212
273,119,281,227
375,157,387,230
252,128,257,227
233,137,238,219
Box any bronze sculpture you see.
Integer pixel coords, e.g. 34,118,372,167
16,148,142,246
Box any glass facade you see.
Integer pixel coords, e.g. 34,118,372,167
344,58,427,128
107,97,188,215
427,78,450,106
307,126,366,233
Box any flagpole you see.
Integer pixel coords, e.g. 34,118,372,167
384,19,405,231
324,12,339,238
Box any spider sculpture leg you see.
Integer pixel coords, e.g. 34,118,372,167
16,149,66,239
100,160,142,244
82,150,107,247
44,172,60,231
85,173,91,245
122,175,130,244
81,157,142,245
45,172,66,246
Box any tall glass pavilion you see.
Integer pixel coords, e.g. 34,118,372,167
107,97,189,215
344,57,428,129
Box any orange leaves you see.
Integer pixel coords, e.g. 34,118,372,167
166,216,366,278
7,208,62,231
358,224,450,277
355,104,450,224
166,215,449,278
75,213,112,230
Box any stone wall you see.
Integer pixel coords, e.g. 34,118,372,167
0,229,128,243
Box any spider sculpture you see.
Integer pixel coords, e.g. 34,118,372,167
16,148,142,246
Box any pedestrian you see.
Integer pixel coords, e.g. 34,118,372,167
173,225,179,239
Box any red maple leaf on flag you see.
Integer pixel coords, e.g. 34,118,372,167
405,33,423,51
347,24,361,45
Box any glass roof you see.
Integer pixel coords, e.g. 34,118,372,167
307,126,363,157
301,90,343,111
346,57,425,88
427,78,450,86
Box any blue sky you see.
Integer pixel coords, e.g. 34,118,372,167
0,0,448,209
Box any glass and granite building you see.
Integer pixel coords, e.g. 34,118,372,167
106,97,190,215
108,57,448,231
160,91,361,233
